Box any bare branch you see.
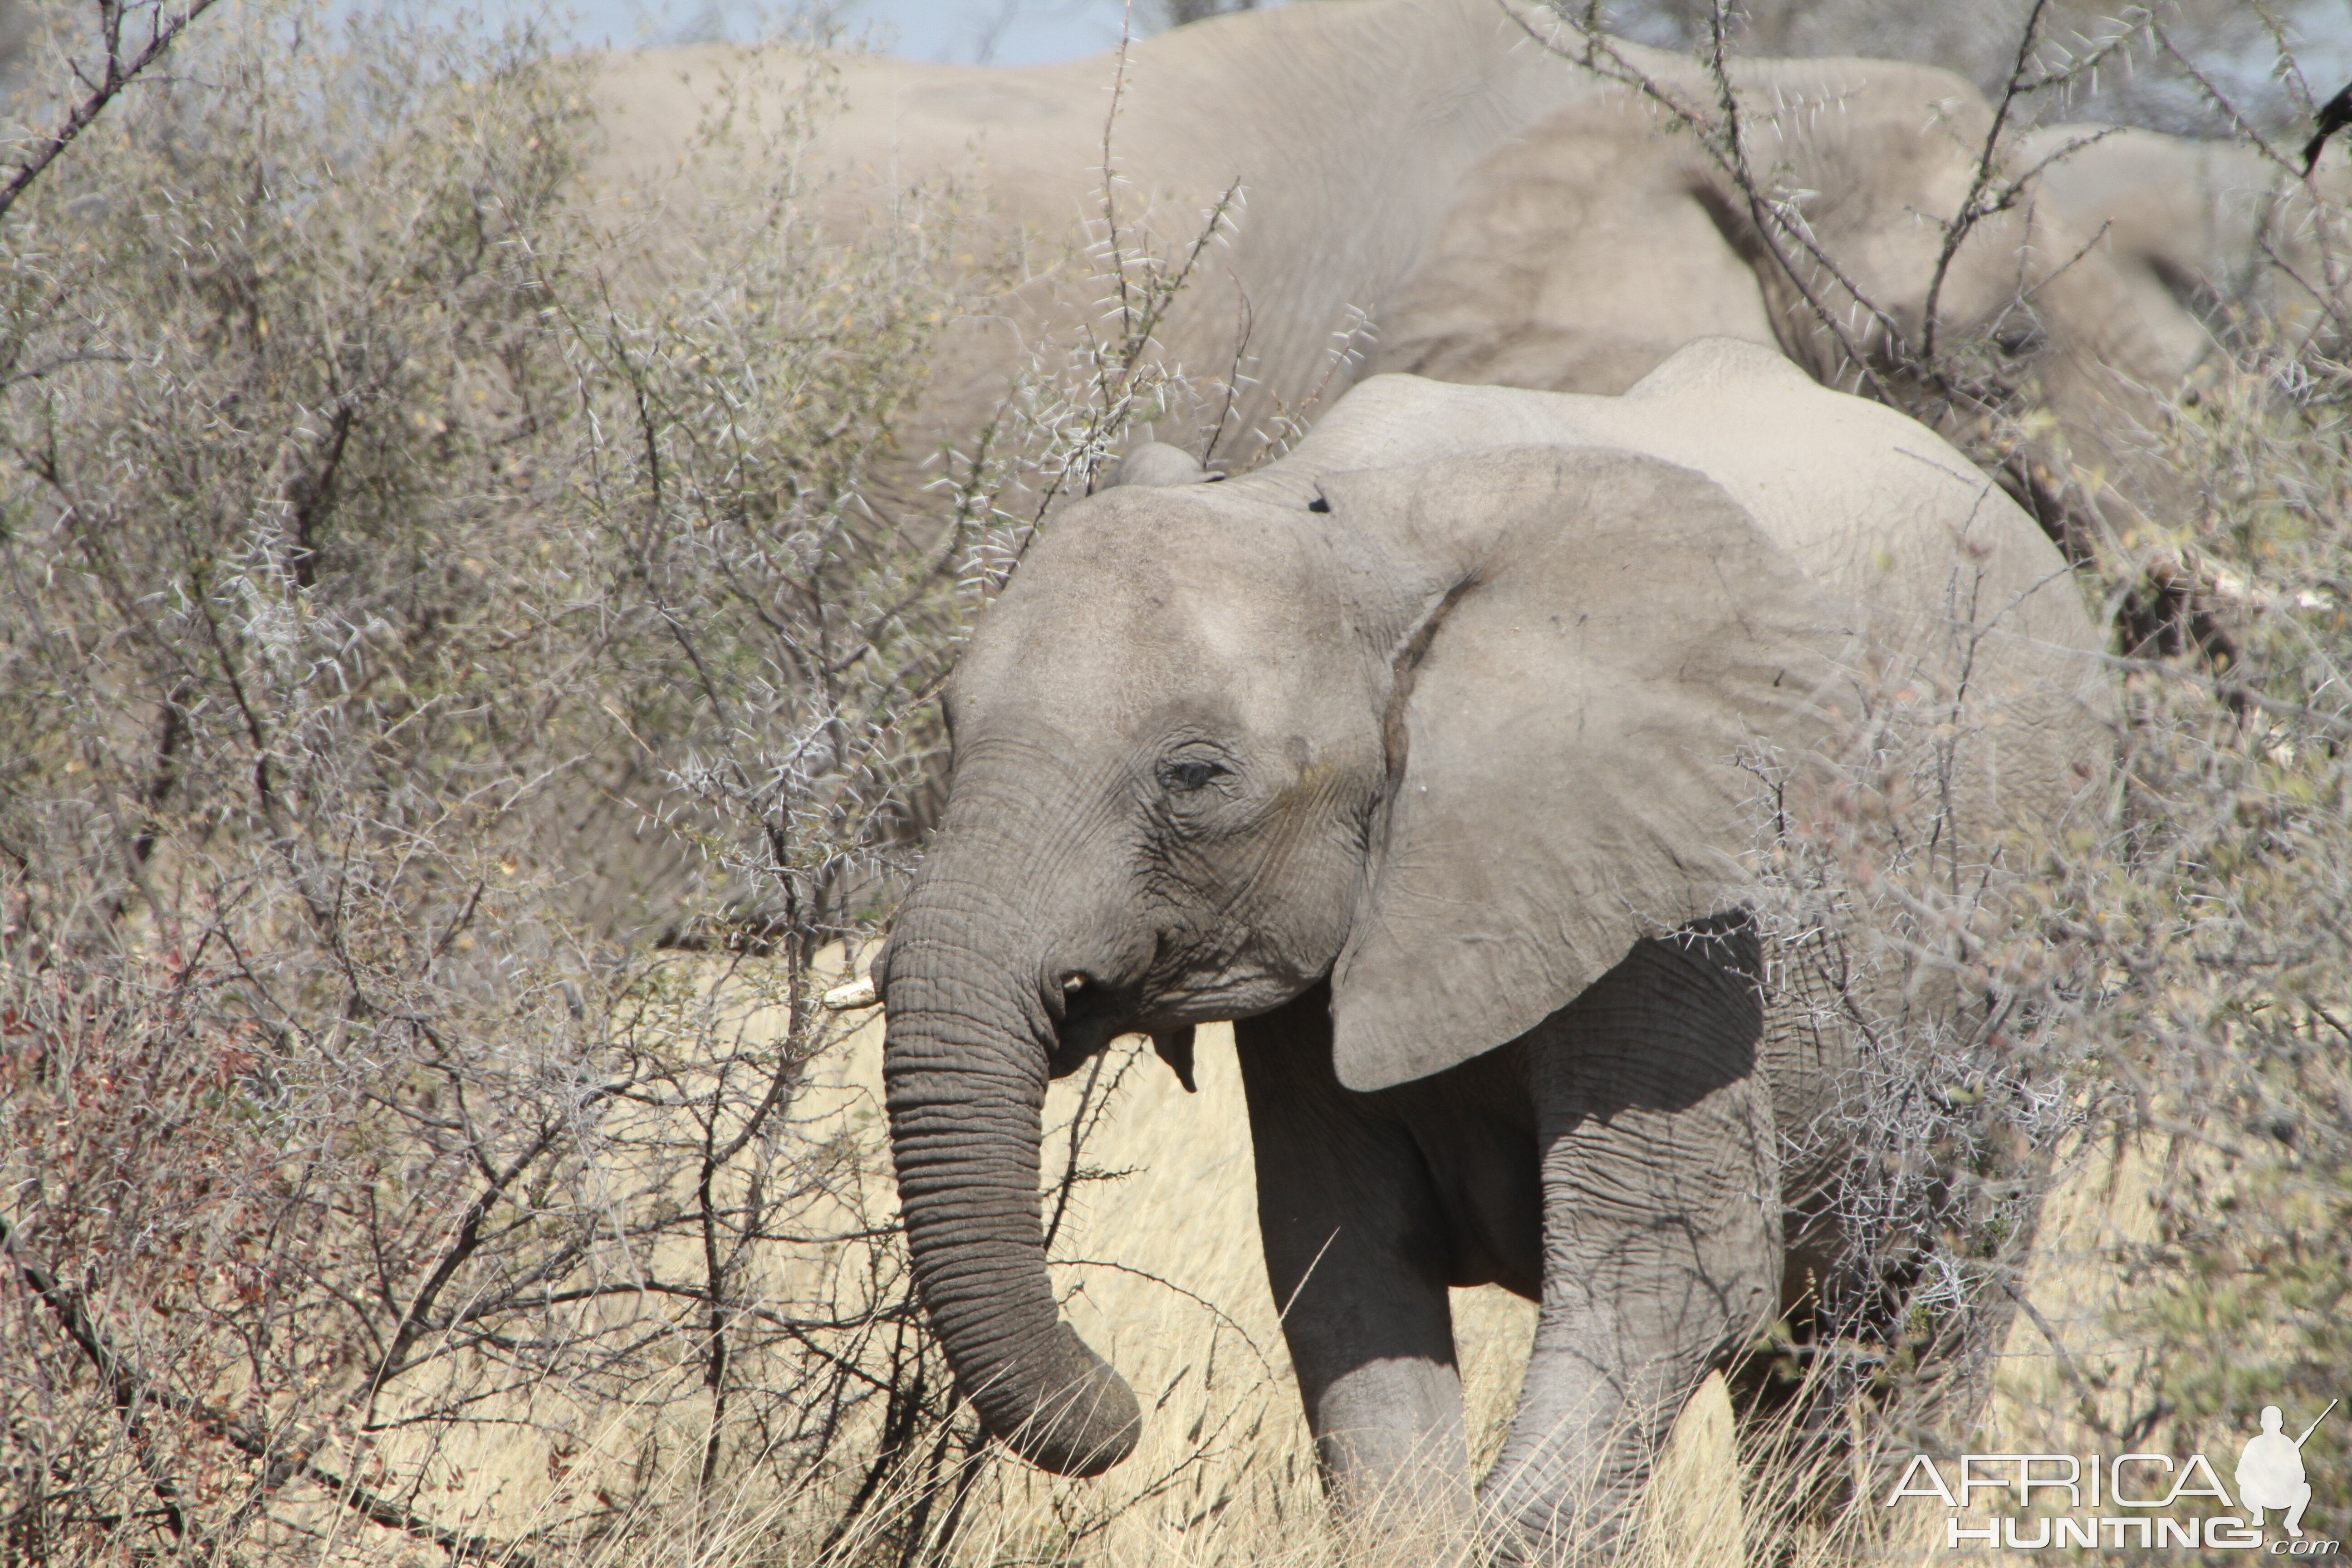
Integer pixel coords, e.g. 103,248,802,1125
0,0,226,224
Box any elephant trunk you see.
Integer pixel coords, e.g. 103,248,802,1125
880,897,1142,1477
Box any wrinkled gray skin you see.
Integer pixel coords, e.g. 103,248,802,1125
587,0,1623,492
879,339,2110,1556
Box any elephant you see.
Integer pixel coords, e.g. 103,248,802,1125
584,0,1623,499
585,3,2184,510
873,337,2111,1556
1368,44,2195,558
2017,123,2352,361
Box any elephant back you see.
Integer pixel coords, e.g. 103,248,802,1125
1608,339,2112,836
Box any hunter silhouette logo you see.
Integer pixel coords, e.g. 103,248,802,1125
2240,1401,2337,1539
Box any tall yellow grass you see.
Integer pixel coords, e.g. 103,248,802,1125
323,944,2200,1568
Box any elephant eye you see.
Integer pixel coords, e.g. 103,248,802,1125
1157,755,1230,794
1991,314,2046,358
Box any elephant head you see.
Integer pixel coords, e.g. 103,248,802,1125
2019,122,2352,360
1366,54,2195,559
868,348,1975,1476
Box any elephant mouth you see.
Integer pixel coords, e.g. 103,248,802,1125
1047,952,1338,1079
1046,987,1200,1094
1045,975,1141,1078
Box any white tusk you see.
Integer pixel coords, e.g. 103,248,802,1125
821,975,878,1012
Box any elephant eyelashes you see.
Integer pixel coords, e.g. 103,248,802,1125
1158,757,1229,793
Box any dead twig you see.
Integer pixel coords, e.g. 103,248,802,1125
0,0,226,224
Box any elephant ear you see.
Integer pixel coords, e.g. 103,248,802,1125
1322,446,1854,1093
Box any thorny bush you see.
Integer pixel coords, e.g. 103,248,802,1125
0,0,1213,1560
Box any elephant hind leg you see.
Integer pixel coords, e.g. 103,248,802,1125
1483,926,1782,1560
1234,987,1472,1534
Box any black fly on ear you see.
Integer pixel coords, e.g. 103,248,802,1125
2305,81,2352,177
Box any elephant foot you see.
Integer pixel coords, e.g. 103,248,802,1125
1475,1373,1747,1566
1476,1455,1642,1566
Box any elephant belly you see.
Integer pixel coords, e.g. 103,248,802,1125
1379,916,1834,1313
1380,1045,1546,1300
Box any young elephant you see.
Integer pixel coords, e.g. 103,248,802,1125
876,339,2110,1554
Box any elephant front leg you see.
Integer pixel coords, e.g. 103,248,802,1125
1482,930,1782,1560
1235,989,1473,1535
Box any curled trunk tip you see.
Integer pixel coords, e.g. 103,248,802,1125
982,1323,1142,1476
